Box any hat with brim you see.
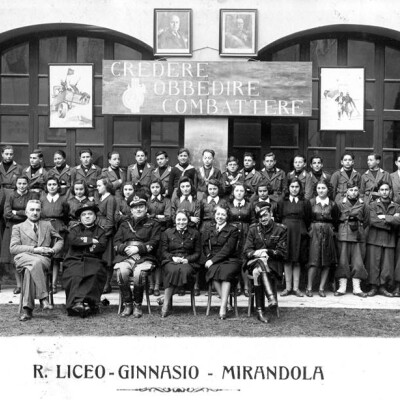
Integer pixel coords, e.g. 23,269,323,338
255,201,271,218
127,194,147,207
75,204,99,219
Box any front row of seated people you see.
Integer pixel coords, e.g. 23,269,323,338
10,176,400,323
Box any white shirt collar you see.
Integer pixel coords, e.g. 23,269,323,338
233,199,245,207
208,196,219,204
100,192,111,201
289,195,299,203
47,193,59,203
217,222,227,232
180,195,193,203
316,197,329,206
151,194,163,201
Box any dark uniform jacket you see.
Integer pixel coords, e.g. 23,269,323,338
241,168,263,197
101,166,126,197
360,168,390,204
64,223,107,262
331,168,361,204
260,167,287,201
152,166,172,196
243,221,287,276
160,226,201,267
0,161,23,189
47,164,72,195
113,215,161,264
202,222,239,263
126,163,154,188
22,165,48,192
147,195,172,230
196,166,223,194
337,197,369,242
286,169,313,200
71,164,102,195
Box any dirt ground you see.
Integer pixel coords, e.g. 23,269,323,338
1,304,399,337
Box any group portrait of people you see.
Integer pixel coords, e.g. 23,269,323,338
1,143,400,324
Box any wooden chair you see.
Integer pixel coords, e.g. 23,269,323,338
247,274,280,318
205,282,238,317
117,270,152,315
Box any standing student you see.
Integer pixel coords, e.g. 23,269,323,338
196,149,223,201
66,180,95,230
22,149,48,193
115,182,135,227
0,145,23,195
308,156,331,198
47,150,71,197
306,179,339,297
126,148,154,191
286,154,313,200
70,149,102,197
366,181,400,297
0,176,38,293
152,151,172,197
240,152,263,199
168,148,198,200
40,177,69,293
390,152,400,204
260,152,286,202
277,177,311,297
101,151,126,199
221,156,243,198
335,182,369,297
200,179,228,229
360,153,390,205
95,178,117,294
331,152,361,204
147,179,172,296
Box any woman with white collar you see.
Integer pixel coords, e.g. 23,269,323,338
228,183,252,297
306,178,339,297
39,177,69,293
96,178,117,293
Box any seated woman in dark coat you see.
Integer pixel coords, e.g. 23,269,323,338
62,204,107,317
202,205,240,319
160,209,201,317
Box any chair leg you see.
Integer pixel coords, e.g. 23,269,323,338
144,274,151,315
18,270,24,314
274,278,280,318
190,287,196,316
233,287,239,318
247,278,253,317
47,271,54,306
206,282,212,316
117,287,123,314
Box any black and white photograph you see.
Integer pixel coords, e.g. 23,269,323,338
154,9,192,56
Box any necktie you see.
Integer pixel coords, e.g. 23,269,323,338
33,224,38,234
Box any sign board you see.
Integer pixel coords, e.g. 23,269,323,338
102,61,312,116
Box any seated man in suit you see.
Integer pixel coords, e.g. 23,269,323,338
10,199,64,321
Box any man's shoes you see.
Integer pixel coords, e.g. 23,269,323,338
280,289,291,297
133,303,143,318
120,303,133,317
305,289,313,297
334,291,346,296
71,302,85,316
378,287,393,297
367,287,378,297
194,288,200,296
40,298,54,310
19,308,33,321
153,289,160,297
13,287,21,295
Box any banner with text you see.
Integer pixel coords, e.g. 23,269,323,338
102,61,312,116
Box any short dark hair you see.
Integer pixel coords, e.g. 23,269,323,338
135,147,148,157
2,145,14,154
202,149,215,157
310,155,323,164
177,147,191,157
263,152,276,160
31,149,43,158
243,152,256,161
341,152,355,161
176,176,196,198
54,150,66,159
107,151,120,160
368,153,381,161
155,150,168,158
79,149,92,157
213,204,231,222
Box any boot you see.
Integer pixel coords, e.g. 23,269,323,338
260,272,277,308
334,278,347,296
132,285,144,318
254,286,269,323
119,282,133,317
352,278,367,297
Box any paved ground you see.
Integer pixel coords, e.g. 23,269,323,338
1,285,400,310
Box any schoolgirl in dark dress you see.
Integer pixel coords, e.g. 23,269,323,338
277,177,311,297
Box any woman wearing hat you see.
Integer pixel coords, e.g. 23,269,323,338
243,202,287,323
62,204,107,317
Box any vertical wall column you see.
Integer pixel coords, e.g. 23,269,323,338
184,118,228,170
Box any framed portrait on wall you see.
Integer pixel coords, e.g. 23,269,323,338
49,63,94,129
154,9,192,57
319,67,365,131
219,9,257,57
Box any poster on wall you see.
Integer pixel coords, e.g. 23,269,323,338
220,9,257,57
154,9,192,57
49,64,94,129
319,67,365,131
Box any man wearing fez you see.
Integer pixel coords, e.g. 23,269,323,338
62,204,107,317
10,199,63,321
243,202,287,323
113,192,161,318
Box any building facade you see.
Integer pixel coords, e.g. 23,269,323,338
1,0,400,173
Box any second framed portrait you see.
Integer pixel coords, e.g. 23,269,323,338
154,9,192,57
220,9,257,57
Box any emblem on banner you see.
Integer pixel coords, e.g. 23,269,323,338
122,78,146,113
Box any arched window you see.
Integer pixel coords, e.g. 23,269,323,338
0,24,184,168
229,26,400,173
